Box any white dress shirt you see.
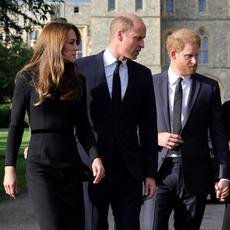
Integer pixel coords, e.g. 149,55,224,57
168,67,191,133
167,68,191,157
103,47,128,100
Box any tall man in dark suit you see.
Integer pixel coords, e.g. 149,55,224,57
143,28,230,230
76,13,158,230
220,101,230,230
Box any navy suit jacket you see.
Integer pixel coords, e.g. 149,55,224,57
223,101,230,140
153,70,230,195
75,51,158,181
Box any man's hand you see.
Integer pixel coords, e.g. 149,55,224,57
24,147,28,159
215,180,230,202
158,132,183,149
142,177,157,201
3,166,18,199
92,158,105,184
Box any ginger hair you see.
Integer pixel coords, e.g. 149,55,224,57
166,28,201,60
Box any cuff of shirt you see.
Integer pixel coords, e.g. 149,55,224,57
220,178,230,182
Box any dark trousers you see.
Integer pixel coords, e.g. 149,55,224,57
143,157,207,230
87,147,143,230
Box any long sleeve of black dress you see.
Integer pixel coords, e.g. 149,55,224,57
5,71,100,168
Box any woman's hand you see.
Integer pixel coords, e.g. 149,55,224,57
24,147,28,159
3,166,18,199
92,158,105,184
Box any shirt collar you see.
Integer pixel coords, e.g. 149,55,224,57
168,67,191,86
103,47,127,68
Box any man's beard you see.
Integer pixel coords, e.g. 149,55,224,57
177,61,197,76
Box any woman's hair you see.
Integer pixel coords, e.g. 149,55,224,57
18,21,82,106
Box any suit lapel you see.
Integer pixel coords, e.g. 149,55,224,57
158,71,171,132
182,74,201,130
93,52,114,115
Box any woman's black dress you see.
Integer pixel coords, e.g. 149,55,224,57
5,71,99,230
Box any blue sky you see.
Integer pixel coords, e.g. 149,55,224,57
63,0,91,6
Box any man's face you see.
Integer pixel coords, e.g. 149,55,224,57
120,21,146,60
175,42,199,76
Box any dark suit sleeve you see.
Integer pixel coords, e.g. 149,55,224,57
138,70,158,179
209,83,230,180
75,74,101,162
222,101,230,140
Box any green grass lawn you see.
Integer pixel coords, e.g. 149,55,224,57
0,128,29,196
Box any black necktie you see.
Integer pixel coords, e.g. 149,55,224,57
112,61,122,113
172,77,183,154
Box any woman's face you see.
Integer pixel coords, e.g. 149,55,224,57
62,29,79,63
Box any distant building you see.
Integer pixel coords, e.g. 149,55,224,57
15,0,230,101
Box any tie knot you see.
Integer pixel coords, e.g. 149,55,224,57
178,77,183,84
116,61,122,68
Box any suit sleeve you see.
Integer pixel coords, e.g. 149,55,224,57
75,74,101,162
209,82,230,180
222,101,230,140
138,69,158,179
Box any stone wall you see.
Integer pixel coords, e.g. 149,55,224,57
161,0,230,101
14,0,230,101
88,0,161,73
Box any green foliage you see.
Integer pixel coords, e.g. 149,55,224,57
0,35,34,104
0,104,11,128
54,17,67,22
0,129,30,195
0,104,29,128
0,0,66,104
0,0,64,35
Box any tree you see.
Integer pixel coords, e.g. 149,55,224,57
0,0,66,103
0,0,64,35
0,35,34,104
0,0,66,104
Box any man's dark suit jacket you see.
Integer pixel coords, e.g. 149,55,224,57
223,100,230,140
75,51,158,182
153,70,230,195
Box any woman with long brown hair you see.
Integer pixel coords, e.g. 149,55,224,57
3,21,104,230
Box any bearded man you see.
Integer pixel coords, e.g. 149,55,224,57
143,28,230,230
